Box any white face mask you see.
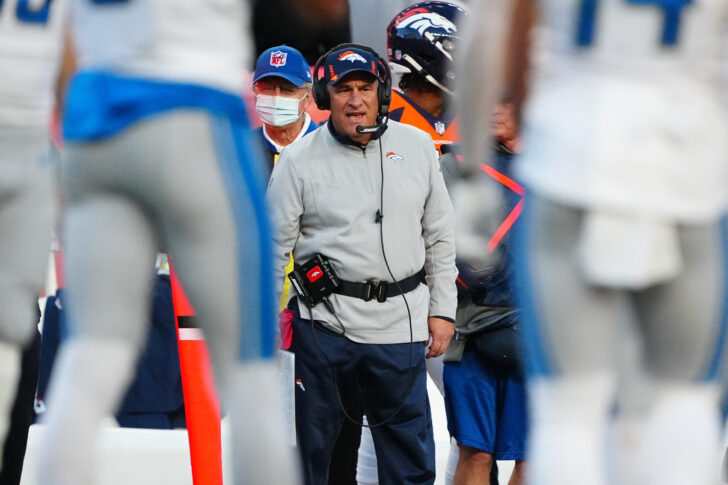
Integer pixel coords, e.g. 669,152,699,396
255,93,306,127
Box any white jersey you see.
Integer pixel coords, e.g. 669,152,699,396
516,0,728,221
72,0,251,94
0,0,68,128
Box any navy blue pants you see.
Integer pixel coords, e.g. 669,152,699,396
291,303,435,485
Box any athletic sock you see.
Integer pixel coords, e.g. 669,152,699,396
0,341,20,468
526,372,616,485
607,413,648,485
37,337,137,485
642,382,721,485
445,437,459,485
225,360,301,485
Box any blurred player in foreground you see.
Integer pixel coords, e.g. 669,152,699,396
36,1,300,484
458,1,728,485
0,0,70,468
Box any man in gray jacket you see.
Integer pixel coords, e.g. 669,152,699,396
266,44,458,485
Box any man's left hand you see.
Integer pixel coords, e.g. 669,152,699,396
426,317,455,358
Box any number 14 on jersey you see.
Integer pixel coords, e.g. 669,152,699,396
577,0,694,47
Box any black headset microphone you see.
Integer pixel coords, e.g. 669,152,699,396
355,115,388,135
355,124,381,134
306,43,418,429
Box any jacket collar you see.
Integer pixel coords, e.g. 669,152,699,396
326,116,388,149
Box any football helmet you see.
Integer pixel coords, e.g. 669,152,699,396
386,1,468,94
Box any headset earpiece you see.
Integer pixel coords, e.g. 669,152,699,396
312,54,330,110
375,56,392,117
312,43,392,116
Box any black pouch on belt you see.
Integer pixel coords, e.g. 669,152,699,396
288,254,340,308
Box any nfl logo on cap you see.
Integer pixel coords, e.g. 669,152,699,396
254,45,311,87
270,50,287,67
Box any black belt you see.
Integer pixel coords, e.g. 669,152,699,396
334,268,426,303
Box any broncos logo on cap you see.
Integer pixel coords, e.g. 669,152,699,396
337,51,367,63
395,8,456,36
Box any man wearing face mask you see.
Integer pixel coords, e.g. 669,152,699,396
252,45,318,172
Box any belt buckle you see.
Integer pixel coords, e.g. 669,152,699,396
366,280,388,303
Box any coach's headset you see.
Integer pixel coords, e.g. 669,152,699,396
306,44,418,429
312,43,392,132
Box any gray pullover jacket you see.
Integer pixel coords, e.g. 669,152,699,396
266,120,457,344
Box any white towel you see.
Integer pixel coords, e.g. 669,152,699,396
577,211,681,289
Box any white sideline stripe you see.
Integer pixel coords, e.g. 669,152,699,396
178,327,205,341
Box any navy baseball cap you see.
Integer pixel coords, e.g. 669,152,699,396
324,46,383,85
253,45,312,87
